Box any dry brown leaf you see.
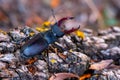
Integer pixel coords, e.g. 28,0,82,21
0,54,4,57
27,65,37,75
49,73,79,80
25,57,37,65
107,64,120,69
89,59,113,70
58,53,67,59
79,73,91,80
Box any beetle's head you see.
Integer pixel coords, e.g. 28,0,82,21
57,17,80,34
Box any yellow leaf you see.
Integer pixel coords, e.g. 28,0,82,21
74,30,85,39
50,59,57,64
36,21,51,32
36,27,47,32
29,32,35,36
42,21,51,27
69,49,73,53
0,29,7,35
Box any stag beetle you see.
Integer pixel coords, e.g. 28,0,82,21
20,17,80,59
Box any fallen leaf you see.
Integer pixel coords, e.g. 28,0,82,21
107,64,120,69
49,73,79,80
29,32,35,36
50,59,57,64
79,73,91,80
25,57,37,65
0,29,7,35
36,21,51,32
74,30,85,39
58,53,67,59
27,65,37,75
89,59,113,70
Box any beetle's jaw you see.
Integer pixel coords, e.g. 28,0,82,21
57,17,80,34
58,17,74,26
64,25,80,34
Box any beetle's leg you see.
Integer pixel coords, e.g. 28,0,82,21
46,49,50,72
54,43,66,52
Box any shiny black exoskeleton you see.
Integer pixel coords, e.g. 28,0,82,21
20,17,79,58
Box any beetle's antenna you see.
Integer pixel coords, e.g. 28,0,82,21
51,8,58,24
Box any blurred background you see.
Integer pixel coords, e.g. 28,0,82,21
0,0,120,31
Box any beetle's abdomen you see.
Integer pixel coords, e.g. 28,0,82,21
21,33,48,58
